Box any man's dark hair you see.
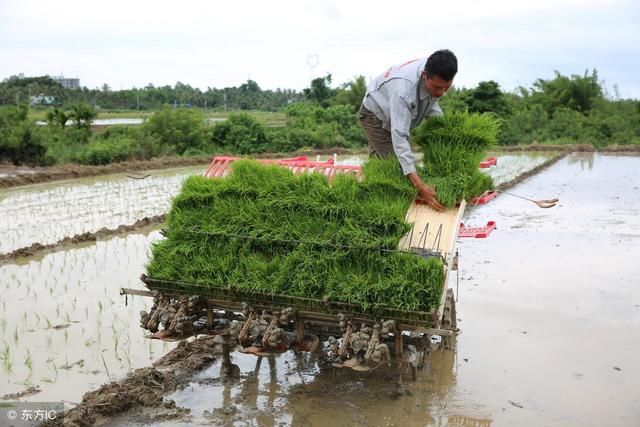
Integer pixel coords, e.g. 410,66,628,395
425,49,458,81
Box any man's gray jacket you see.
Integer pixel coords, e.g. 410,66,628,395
363,58,443,175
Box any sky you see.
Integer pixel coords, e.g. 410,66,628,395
1,0,639,98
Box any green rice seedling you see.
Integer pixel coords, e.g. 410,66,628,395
412,111,499,207
50,359,58,379
146,158,447,314
1,341,13,374
112,329,120,357
13,325,18,343
123,335,132,368
40,359,58,384
24,349,33,372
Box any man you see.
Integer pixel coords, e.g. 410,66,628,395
359,49,458,212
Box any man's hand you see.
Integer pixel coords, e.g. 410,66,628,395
407,172,445,212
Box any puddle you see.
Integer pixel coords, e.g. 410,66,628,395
135,348,466,427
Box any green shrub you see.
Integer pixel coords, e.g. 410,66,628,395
143,107,210,154
211,112,268,154
75,137,132,165
273,102,365,149
0,106,47,165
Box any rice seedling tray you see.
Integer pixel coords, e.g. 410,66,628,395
140,274,439,328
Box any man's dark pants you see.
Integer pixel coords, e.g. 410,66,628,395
358,105,394,159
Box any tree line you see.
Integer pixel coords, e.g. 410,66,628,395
0,69,638,166
0,76,303,111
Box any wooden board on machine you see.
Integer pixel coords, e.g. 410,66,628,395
397,199,466,329
398,199,466,259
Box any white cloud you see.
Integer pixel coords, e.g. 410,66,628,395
1,0,638,97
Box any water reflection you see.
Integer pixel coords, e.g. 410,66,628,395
566,151,595,170
161,339,468,426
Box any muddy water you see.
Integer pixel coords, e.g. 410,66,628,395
0,229,174,403
134,153,639,427
452,152,640,426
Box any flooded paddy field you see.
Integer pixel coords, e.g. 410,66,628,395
3,151,636,426
0,229,173,403
127,152,638,427
0,165,204,254
451,152,640,426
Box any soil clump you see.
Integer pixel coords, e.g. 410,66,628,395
56,336,221,426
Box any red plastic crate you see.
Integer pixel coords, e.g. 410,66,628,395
471,191,498,205
479,156,497,168
458,221,496,238
204,156,362,180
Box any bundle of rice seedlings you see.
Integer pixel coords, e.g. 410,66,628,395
412,111,499,207
146,158,444,314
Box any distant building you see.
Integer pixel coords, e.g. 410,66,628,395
30,95,56,106
51,75,80,89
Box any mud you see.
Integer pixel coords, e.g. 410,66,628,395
56,337,221,427
1,385,41,400
0,148,364,189
0,157,211,188
0,216,165,264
